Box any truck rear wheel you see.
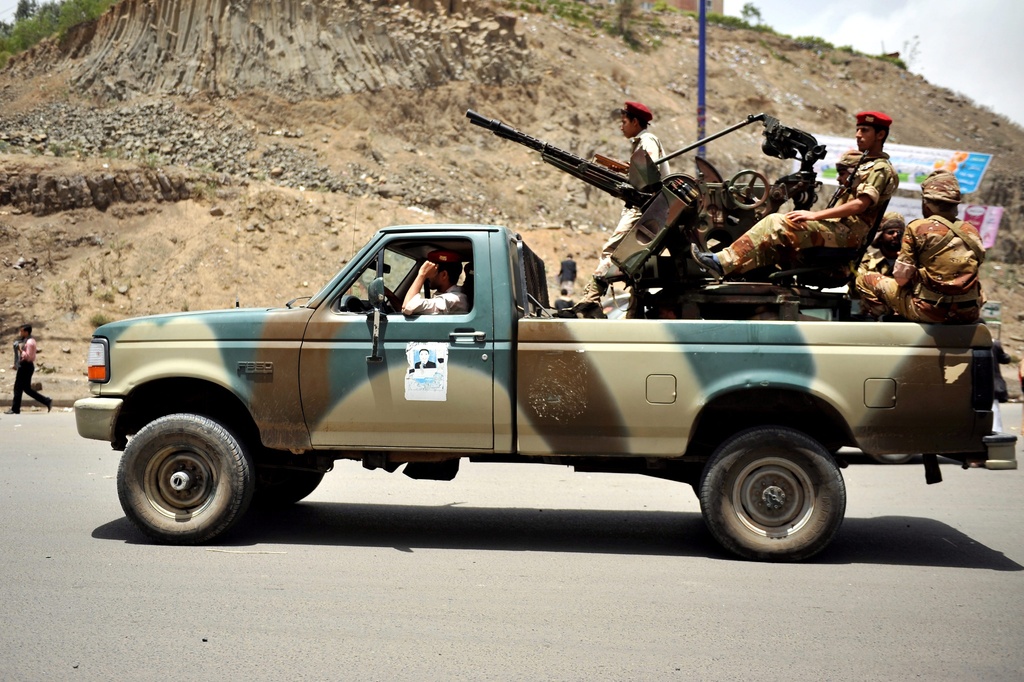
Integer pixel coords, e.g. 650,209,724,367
117,414,255,544
699,426,845,562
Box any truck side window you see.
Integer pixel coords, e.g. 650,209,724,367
336,248,417,314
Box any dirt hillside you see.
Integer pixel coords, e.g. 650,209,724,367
1,0,1022,407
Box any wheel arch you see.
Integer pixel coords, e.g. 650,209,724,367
687,387,855,458
115,378,261,452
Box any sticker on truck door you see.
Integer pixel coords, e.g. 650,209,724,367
405,342,449,401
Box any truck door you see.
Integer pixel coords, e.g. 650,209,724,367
299,233,495,451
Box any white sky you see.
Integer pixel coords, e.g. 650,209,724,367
722,0,1024,129
2,0,1021,129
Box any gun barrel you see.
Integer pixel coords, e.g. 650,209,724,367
656,113,766,165
466,109,646,205
467,109,546,154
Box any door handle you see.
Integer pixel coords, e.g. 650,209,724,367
450,330,486,343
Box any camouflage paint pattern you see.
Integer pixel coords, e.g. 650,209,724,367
516,317,992,458
77,225,1006,469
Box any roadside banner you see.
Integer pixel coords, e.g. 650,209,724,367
808,135,993,193
880,196,1003,249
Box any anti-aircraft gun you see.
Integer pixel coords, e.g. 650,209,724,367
466,109,658,209
469,110,848,320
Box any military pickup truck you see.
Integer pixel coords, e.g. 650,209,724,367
75,223,1016,561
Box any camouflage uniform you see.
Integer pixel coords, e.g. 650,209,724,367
716,152,898,275
860,171,984,324
581,128,670,304
853,211,906,318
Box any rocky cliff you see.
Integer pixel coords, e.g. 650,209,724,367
66,0,531,100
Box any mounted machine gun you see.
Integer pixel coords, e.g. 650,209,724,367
469,109,843,318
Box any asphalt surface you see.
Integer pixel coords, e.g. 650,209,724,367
1,410,1022,681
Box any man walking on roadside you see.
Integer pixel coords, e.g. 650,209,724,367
6,324,52,415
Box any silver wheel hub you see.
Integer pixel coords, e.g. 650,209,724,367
733,458,815,537
169,471,192,491
761,484,786,510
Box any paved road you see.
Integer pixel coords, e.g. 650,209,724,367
1,411,1022,681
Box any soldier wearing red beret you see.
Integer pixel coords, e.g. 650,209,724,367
401,249,469,315
691,110,899,279
579,100,672,307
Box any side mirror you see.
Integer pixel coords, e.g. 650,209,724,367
366,277,386,363
368,277,386,310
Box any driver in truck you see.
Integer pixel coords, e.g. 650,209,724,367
691,111,898,278
401,249,468,315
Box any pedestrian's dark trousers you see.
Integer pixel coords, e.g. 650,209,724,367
12,361,49,412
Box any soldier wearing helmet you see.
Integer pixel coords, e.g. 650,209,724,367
691,111,898,278
859,170,985,323
579,100,671,309
835,149,864,188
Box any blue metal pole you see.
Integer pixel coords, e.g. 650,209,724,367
697,0,707,159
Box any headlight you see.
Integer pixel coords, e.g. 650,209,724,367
87,338,109,382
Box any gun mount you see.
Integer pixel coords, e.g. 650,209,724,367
470,109,844,319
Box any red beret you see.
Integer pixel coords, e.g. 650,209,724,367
622,101,653,123
427,249,461,264
856,111,892,129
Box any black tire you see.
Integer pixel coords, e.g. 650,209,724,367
699,426,846,562
253,468,325,507
117,414,255,544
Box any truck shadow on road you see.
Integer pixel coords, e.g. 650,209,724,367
93,502,1022,570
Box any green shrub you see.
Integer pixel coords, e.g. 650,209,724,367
875,54,907,70
792,35,834,52
0,0,116,60
703,12,773,33
89,312,113,327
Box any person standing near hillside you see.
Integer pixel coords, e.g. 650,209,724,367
6,324,52,415
558,254,577,296
691,111,898,278
579,101,670,307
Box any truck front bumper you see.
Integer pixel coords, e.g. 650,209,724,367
74,397,123,443
983,433,1018,470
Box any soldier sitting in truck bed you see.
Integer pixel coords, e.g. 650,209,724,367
857,170,985,324
691,111,899,279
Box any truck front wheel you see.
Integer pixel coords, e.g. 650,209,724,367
699,426,846,562
117,414,255,544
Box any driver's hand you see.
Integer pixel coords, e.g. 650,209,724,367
418,261,439,279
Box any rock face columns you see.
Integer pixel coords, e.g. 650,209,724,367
69,0,531,100
0,168,190,215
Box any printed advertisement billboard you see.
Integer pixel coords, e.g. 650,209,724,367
808,135,993,194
